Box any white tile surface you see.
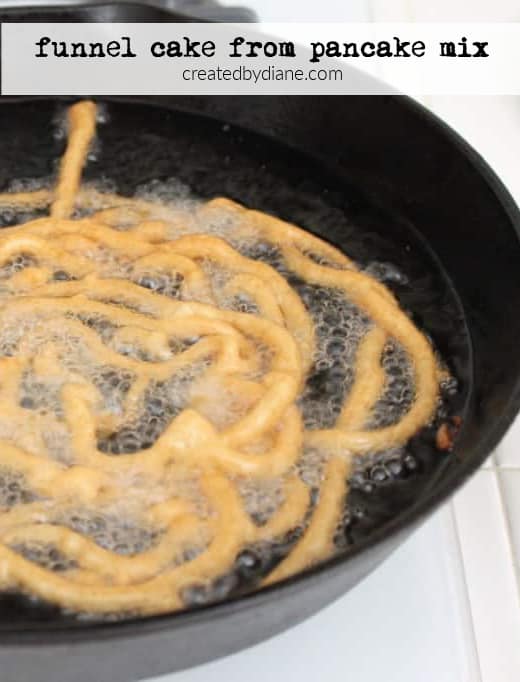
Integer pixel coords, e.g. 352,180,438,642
453,471,520,682
496,416,520,468
408,0,519,21
499,471,520,574
371,0,414,22
152,507,477,682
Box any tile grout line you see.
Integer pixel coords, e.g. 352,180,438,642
479,465,520,471
449,501,484,682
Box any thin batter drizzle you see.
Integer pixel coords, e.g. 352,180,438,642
0,101,439,616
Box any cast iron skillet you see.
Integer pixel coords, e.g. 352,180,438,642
0,95,518,682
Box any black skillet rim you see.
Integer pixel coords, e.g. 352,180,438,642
0,93,519,644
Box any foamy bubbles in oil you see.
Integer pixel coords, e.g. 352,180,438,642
0,173,446,617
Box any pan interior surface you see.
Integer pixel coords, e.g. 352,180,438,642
0,98,471,631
